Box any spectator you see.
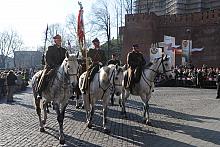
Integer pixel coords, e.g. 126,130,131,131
216,73,220,99
6,70,17,102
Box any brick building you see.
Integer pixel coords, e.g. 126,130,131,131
134,0,220,15
121,9,220,67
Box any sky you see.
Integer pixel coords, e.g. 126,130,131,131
0,0,94,50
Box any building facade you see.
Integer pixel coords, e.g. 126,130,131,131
14,51,43,69
134,0,220,15
121,9,220,67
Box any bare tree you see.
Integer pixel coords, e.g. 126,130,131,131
90,0,112,59
0,30,23,68
66,14,78,45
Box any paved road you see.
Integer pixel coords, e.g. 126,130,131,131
0,85,219,147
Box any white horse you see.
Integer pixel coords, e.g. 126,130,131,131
121,55,173,125
32,53,79,144
78,64,124,132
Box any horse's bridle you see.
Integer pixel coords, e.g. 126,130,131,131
146,56,172,78
57,60,79,85
98,67,116,99
141,56,172,92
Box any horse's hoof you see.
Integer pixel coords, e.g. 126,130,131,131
42,120,46,125
60,139,65,145
146,121,152,126
103,128,110,134
87,123,92,129
40,127,45,132
120,112,127,118
81,105,84,109
76,105,80,109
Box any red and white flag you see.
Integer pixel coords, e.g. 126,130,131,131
77,4,85,46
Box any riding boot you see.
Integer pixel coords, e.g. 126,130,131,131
81,78,87,94
37,76,46,99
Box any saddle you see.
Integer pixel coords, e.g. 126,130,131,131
124,66,143,90
37,68,57,92
82,64,100,93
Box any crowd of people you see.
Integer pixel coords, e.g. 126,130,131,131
172,65,219,88
0,69,30,102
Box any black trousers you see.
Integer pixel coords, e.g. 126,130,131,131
217,83,220,97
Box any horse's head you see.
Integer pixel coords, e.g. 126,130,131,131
63,53,79,88
156,55,173,79
106,64,124,96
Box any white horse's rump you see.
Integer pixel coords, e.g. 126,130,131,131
121,55,173,125
32,54,79,145
79,64,124,132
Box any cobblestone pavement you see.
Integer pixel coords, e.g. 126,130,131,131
0,85,220,147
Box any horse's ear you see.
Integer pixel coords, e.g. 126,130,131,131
65,52,69,58
122,64,127,71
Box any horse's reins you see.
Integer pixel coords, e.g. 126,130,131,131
55,60,79,87
98,68,116,100
142,57,171,92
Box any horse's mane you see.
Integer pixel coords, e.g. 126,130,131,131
144,62,153,69
67,54,77,62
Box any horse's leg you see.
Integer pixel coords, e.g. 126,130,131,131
121,89,129,117
87,103,94,129
75,92,80,109
141,95,152,126
53,103,67,145
110,90,115,106
46,102,51,113
83,94,92,128
102,95,110,133
42,100,48,125
34,97,44,132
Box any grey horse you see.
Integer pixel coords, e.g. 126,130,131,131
32,53,79,144
121,55,173,125
79,64,124,132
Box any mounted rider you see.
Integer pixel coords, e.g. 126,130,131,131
126,44,146,91
37,34,68,99
81,38,106,93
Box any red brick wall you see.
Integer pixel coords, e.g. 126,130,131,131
122,10,220,67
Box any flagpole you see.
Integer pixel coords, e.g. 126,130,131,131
42,24,48,67
78,1,88,71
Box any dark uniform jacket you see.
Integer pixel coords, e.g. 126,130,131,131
87,48,106,65
127,50,146,69
217,74,220,83
217,74,220,97
45,45,68,68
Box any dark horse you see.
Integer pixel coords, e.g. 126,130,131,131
31,53,79,144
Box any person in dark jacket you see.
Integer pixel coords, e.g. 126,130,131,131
81,38,106,93
216,73,220,99
107,53,121,66
6,70,17,102
126,44,146,90
37,34,68,99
